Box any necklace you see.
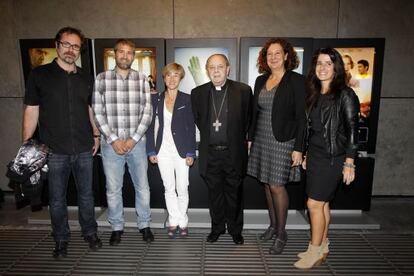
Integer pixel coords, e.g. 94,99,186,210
211,86,228,132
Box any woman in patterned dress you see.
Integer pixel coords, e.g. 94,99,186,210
247,38,306,254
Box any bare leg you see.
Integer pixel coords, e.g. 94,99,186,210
307,198,326,246
322,203,330,242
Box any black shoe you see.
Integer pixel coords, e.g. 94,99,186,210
109,230,123,246
206,231,225,243
85,233,102,251
53,241,68,259
259,226,276,241
269,232,288,255
231,234,244,245
139,227,154,242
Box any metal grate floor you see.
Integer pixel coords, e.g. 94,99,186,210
1,229,413,275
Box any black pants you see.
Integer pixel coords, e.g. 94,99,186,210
204,148,243,235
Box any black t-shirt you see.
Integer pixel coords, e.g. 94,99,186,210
24,60,94,154
309,95,329,155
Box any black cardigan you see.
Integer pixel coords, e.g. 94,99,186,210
248,70,306,152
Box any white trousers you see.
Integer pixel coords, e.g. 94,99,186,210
157,149,189,228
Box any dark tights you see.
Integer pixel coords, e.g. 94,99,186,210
264,183,289,237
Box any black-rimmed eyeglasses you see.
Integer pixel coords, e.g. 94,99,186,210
58,41,81,51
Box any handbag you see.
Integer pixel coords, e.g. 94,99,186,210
289,165,301,182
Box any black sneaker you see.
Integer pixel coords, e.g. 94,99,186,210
139,227,154,242
53,241,68,259
84,233,102,251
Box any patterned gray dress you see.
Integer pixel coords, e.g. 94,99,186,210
247,86,295,185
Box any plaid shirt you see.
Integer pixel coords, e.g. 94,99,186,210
92,69,152,144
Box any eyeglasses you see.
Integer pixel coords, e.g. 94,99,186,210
58,41,81,51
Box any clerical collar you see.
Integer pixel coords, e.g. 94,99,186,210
214,81,227,91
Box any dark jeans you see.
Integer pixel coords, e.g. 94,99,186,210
47,151,97,241
204,148,244,235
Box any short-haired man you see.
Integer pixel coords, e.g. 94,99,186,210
357,59,369,76
355,59,373,119
23,26,102,259
93,39,154,245
191,54,253,245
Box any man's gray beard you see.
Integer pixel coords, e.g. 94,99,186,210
60,54,76,64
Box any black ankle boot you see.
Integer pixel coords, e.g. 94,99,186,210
269,231,288,255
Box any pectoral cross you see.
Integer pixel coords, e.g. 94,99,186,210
213,119,222,132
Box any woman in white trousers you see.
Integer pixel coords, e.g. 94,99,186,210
146,63,196,238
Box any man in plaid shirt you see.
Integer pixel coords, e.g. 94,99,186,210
92,39,154,244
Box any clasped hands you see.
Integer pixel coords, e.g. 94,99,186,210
149,155,194,167
111,138,137,155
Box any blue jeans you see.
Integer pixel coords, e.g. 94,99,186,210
47,151,97,241
101,139,151,230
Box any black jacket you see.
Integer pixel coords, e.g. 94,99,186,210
191,79,253,177
249,71,306,152
307,87,360,158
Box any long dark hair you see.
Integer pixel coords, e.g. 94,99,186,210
306,48,346,109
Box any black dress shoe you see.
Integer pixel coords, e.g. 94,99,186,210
207,231,225,243
259,226,276,241
139,227,154,242
109,231,123,246
231,234,244,245
269,231,288,255
53,241,68,259
85,233,102,250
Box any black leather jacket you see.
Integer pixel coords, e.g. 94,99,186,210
306,87,360,158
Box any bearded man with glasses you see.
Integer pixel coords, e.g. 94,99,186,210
23,26,102,259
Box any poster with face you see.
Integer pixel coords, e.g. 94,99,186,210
336,47,376,145
28,47,81,69
337,47,375,123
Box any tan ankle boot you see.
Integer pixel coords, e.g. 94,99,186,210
297,238,330,261
321,238,330,260
294,244,323,269
297,242,311,258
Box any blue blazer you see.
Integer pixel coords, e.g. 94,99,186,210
146,91,196,158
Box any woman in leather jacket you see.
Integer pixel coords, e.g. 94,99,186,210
294,48,359,269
